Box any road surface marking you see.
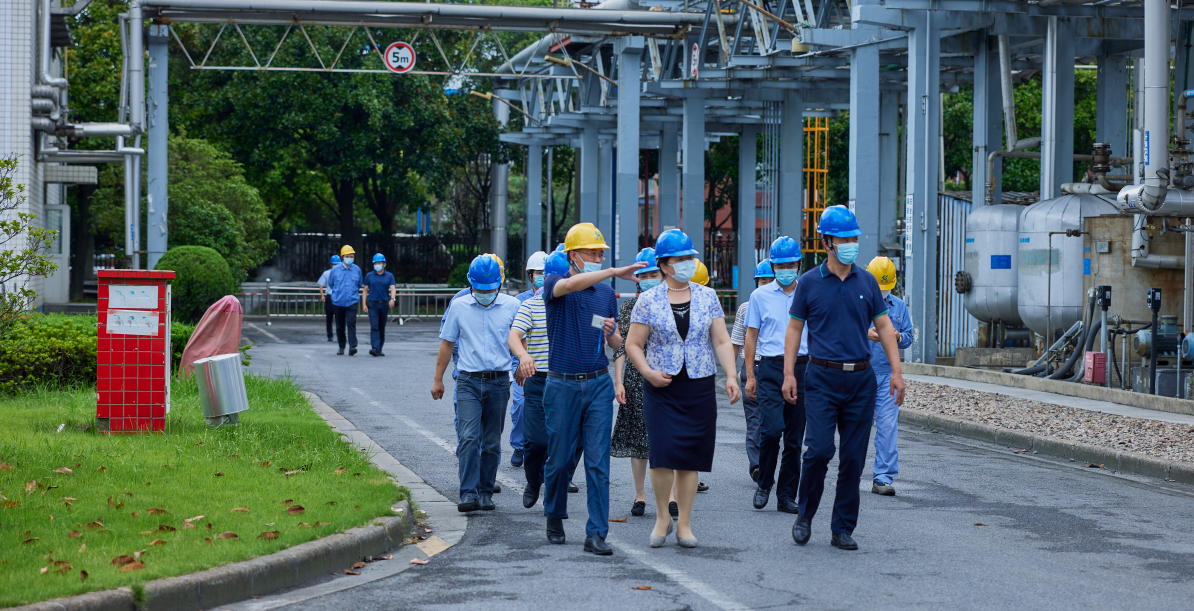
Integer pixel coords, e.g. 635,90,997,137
247,322,286,343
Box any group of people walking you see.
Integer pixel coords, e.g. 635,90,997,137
317,245,397,357
426,204,912,555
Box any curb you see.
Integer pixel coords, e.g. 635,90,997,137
899,407,1194,484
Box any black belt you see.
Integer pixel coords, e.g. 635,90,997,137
459,370,508,380
533,371,549,379
367,299,389,304
810,357,871,372
547,369,608,381
760,355,810,364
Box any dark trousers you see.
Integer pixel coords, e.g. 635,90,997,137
324,300,335,339
454,373,509,501
740,362,761,474
797,364,878,535
756,358,806,502
522,375,549,489
334,303,357,349
367,301,389,351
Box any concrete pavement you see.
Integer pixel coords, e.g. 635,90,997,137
243,319,1194,610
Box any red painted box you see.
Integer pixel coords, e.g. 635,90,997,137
1083,351,1107,385
96,270,175,432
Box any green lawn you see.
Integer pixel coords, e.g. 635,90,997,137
0,374,408,608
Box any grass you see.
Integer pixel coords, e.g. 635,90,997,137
0,374,408,608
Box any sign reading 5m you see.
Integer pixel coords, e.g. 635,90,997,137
384,42,417,73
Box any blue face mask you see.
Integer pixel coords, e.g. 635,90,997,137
670,260,697,283
374,264,384,273
533,275,544,288
474,291,496,306
639,278,661,292
832,243,859,265
775,270,799,286
581,261,602,273
343,258,354,267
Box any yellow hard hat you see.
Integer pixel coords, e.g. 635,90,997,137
693,259,710,286
867,256,897,290
485,253,506,283
340,245,356,257
563,223,610,251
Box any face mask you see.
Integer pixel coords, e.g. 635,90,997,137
533,275,544,288
881,290,891,299
775,270,799,286
670,260,697,283
581,261,602,273
374,264,384,273
474,291,496,306
831,243,859,265
639,279,661,292
344,258,354,266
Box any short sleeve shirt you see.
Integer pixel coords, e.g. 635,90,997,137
731,301,751,361
542,273,618,374
363,271,396,301
746,281,808,357
317,268,332,288
789,262,888,362
439,293,521,372
512,296,550,370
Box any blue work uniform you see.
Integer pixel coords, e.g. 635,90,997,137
440,292,520,504
542,272,618,541
745,280,810,505
789,261,888,536
441,288,504,466
509,288,536,454
869,293,914,486
363,270,396,353
326,263,363,350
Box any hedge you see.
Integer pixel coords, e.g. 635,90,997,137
155,245,238,323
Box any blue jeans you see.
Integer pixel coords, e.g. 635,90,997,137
455,373,510,502
521,375,548,488
872,372,899,485
756,358,806,502
367,301,389,352
544,373,614,539
797,364,877,535
510,369,525,451
740,362,761,474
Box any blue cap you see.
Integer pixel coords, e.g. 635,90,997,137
818,205,863,238
372,253,386,263
654,229,698,260
633,248,659,275
554,243,566,252
754,259,774,279
331,255,341,264
543,250,570,276
769,236,802,264
467,255,503,291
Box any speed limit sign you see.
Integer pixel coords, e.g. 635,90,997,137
383,42,417,73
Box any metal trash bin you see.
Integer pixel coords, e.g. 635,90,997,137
194,353,249,426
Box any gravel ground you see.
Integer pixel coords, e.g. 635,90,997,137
906,380,1194,463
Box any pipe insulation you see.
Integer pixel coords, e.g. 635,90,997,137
40,0,67,90
1142,0,1170,210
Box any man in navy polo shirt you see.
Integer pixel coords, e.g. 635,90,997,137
783,205,905,551
542,222,644,555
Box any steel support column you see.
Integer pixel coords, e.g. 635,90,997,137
659,121,680,232
904,12,940,364
778,89,804,244
490,96,510,263
598,138,614,255
580,126,599,224
682,96,706,251
616,38,644,293
526,144,543,256
146,24,169,270
126,1,146,269
879,91,900,248
973,31,1003,207
850,42,881,264
1040,16,1075,199
1097,55,1129,157
738,124,758,305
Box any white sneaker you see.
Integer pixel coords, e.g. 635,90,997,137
871,481,895,496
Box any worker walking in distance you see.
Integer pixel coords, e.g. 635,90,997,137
743,237,809,514
326,246,364,356
509,251,549,468
542,222,645,555
785,205,905,551
431,255,521,512
317,255,340,342
730,259,774,483
865,256,915,496
362,253,396,357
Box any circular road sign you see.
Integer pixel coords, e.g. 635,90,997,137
690,43,699,78
384,41,417,73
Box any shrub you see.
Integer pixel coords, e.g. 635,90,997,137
155,245,238,323
447,262,469,287
0,314,97,393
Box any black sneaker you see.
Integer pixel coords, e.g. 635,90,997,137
511,449,524,467
568,482,579,493
377,352,385,357
369,349,379,357
349,347,357,356
336,348,344,355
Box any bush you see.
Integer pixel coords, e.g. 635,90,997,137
447,262,469,287
0,314,97,393
155,245,238,323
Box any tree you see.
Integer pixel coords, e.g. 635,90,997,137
0,156,58,337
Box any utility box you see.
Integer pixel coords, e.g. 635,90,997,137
96,270,174,432
1083,352,1106,384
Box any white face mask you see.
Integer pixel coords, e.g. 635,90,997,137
670,260,697,283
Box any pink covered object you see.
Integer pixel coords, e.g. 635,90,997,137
178,295,243,378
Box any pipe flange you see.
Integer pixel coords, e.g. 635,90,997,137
953,271,971,294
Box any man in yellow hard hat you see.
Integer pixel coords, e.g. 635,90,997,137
692,259,710,286
865,256,914,497
326,245,363,355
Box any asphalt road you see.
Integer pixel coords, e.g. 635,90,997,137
243,318,1194,611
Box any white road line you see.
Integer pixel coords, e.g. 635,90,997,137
351,388,745,611
247,321,287,343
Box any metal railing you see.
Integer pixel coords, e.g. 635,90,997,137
237,283,527,324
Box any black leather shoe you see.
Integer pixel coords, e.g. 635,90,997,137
568,482,579,493
631,501,646,517
776,499,799,514
511,449,524,467
493,481,502,493
668,501,678,517
583,536,613,556
457,498,480,513
831,532,858,550
753,486,770,509
792,515,811,545
336,348,344,355
750,466,760,482
377,352,385,357
546,518,565,544
349,347,357,356
697,481,709,492
327,337,334,342
479,493,495,511
522,485,540,509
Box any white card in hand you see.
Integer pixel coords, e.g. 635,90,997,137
591,314,606,329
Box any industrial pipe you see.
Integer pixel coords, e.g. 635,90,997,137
1117,183,1194,218
997,35,1022,151
57,123,143,137
1058,318,1102,382
1010,320,1082,374
31,117,56,133
1048,290,1098,379
495,0,642,75
1141,0,1170,211
986,149,1131,203
40,0,67,90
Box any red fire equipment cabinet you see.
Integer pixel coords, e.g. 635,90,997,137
96,270,174,432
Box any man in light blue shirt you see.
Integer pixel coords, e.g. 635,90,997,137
317,255,339,342
865,257,915,496
326,247,363,356
431,256,521,512
743,237,809,514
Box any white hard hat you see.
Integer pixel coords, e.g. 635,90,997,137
526,251,549,271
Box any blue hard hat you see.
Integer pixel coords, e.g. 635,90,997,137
769,236,802,264
633,248,659,275
467,255,503,290
543,250,570,276
654,229,698,260
554,243,566,252
754,259,775,279
818,205,863,238
372,253,386,263
331,255,341,264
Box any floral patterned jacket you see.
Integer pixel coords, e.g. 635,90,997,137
630,282,725,378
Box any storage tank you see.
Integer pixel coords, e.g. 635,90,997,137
963,204,1023,326
1017,194,1119,339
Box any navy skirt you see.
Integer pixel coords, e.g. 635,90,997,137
642,374,718,471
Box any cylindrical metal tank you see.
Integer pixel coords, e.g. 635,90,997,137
1082,213,1186,331
1017,194,1119,339
963,204,1023,325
